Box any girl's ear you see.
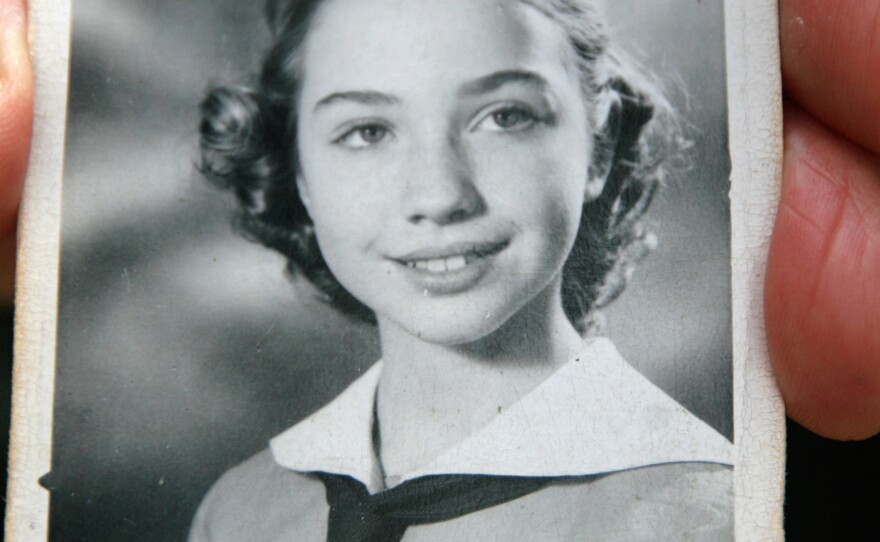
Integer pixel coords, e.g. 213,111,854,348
296,173,312,212
585,87,623,202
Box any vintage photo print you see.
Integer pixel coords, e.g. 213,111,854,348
7,0,784,540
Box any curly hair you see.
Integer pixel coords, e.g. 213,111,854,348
198,0,682,332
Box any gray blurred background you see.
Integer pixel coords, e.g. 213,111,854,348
48,1,731,540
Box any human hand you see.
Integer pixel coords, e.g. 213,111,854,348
768,0,880,440
0,0,33,306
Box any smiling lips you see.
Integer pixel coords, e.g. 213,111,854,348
395,240,510,274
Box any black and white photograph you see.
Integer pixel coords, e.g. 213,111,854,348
7,0,786,540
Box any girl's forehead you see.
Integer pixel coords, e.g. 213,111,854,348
298,0,577,96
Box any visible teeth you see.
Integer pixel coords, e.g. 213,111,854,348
446,255,466,271
407,255,469,273
427,259,446,272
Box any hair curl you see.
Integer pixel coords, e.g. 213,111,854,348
198,0,682,332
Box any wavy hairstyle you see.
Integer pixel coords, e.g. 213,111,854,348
198,0,682,332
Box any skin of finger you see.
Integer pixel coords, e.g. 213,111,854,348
766,101,880,440
0,0,32,306
0,0,33,239
779,0,880,155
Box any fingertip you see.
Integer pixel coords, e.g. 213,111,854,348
767,101,880,440
0,0,33,237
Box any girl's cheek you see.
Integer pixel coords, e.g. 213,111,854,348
526,155,588,233
313,177,401,243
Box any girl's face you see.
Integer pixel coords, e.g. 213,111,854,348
296,0,598,345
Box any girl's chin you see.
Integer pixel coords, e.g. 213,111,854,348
382,311,511,347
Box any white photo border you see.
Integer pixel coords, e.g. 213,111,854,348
5,0,784,539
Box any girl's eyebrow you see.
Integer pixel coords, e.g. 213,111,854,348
458,70,550,97
313,90,399,112
311,71,548,114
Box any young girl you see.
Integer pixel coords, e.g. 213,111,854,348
190,0,733,540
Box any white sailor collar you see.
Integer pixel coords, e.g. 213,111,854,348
270,337,733,494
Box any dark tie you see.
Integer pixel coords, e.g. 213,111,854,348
315,472,557,542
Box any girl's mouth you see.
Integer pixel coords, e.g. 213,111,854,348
395,239,509,271
392,239,510,294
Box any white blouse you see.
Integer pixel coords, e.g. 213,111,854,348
190,338,734,541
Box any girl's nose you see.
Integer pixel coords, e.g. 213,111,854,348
401,135,484,226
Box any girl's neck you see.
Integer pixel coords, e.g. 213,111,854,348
374,287,584,481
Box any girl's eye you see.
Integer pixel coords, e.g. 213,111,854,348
475,105,538,132
335,123,391,149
